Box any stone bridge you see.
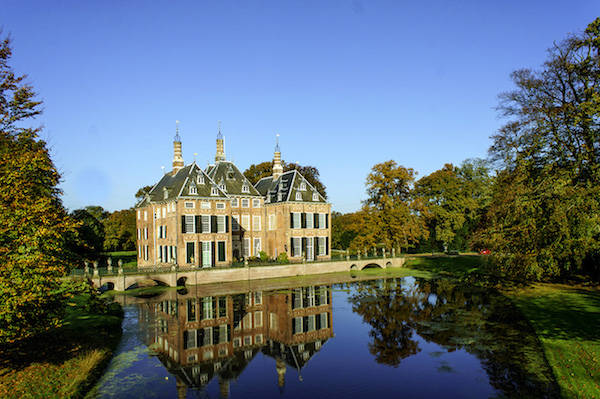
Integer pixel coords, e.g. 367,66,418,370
88,257,406,291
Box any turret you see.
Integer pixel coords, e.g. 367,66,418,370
215,121,226,162
172,120,184,174
273,134,283,179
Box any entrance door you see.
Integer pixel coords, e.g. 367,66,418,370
306,237,314,261
202,242,212,267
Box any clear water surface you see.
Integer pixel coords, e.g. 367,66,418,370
88,274,559,399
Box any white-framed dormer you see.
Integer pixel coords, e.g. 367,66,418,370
312,192,318,201
189,186,198,195
295,192,302,201
211,186,219,196
197,175,205,184
241,184,250,193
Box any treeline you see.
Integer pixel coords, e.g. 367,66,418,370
67,206,136,260
334,19,600,281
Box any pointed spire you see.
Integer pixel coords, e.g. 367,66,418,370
273,133,283,180
215,121,226,162
174,120,181,142
172,120,184,174
275,133,280,152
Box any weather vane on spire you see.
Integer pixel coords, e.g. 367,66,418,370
217,120,223,140
275,133,280,152
174,120,181,142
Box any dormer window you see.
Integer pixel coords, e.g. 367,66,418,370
295,192,302,201
277,193,283,201
227,166,235,179
197,175,204,184
219,184,226,192
211,187,219,196
189,186,197,195
242,184,249,193
299,182,306,191
312,192,319,201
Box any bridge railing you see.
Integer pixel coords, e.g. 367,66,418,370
72,253,406,278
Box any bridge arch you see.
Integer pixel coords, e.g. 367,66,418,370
125,277,169,291
99,281,115,292
177,276,187,287
350,264,358,270
386,261,392,268
361,263,383,270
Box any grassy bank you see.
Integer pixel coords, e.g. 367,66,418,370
404,255,600,399
0,294,123,399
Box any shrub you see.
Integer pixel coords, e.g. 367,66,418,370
277,252,289,264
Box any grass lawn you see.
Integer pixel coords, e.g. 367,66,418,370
404,254,600,399
102,250,136,257
0,294,122,399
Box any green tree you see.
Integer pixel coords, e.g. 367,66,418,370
69,207,105,259
103,208,136,251
0,35,78,343
331,211,362,250
480,18,600,279
351,161,428,252
135,185,153,202
243,161,328,199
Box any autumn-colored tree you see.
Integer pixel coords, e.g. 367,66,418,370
135,185,153,203
479,18,600,280
351,161,428,252
243,161,328,199
0,35,78,343
103,208,136,251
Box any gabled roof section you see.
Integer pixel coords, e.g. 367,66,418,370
205,161,262,197
255,170,326,204
138,163,227,205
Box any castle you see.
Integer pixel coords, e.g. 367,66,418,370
135,124,332,268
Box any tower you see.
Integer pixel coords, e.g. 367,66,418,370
215,121,226,162
172,120,184,174
272,134,283,179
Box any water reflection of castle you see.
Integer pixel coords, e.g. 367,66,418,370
138,285,333,398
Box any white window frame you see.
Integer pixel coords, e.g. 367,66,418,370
231,198,239,207
162,207,166,218
241,215,250,231
242,185,249,193
306,212,314,229
252,199,260,208
185,201,195,209
144,228,148,239
318,237,326,256
313,192,319,201
319,213,326,229
144,211,147,221
201,241,212,268
300,182,306,191
292,237,302,257
201,215,211,233
197,175,205,184
216,202,225,209
189,186,197,195
253,238,261,255
217,215,226,233
295,192,302,201
211,187,219,196
254,311,263,327
137,210,140,220
243,238,250,258
252,215,261,231
292,212,301,229
268,214,276,230
241,198,249,208
306,237,314,261
201,201,211,209
185,215,195,233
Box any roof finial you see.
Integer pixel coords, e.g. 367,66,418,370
275,133,280,152
174,120,181,142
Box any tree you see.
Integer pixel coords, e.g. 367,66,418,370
351,161,428,252
135,185,153,202
243,161,328,199
69,207,105,260
331,211,362,250
103,208,136,251
0,35,78,343
480,18,600,279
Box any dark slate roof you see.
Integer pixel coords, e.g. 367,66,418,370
261,338,330,370
205,161,262,197
136,163,227,207
255,170,326,204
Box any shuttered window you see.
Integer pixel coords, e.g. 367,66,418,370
185,216,195,233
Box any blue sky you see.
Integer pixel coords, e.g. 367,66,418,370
3,1,598,213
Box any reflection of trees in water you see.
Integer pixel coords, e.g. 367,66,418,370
348,278,560,398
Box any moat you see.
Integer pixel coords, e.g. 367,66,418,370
88,273,559,398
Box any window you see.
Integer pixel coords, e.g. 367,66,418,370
197,175,204,184
292,238,301,257
189,186,197,195
244,336,252,346
185,201,194,209
320,312,328,329
318,237,327,256
186,329,197,349
270,313,278,330
306,237,314,261
201,215,211,233
292,212,301,229
144,245,149,260
254,292,262,305
203,327,213,346
253,238,261,256
254,312,263,327
313,192,319,201
211,187,219,196
243,238,250,258
295,192,302,201
201,201,211,209
241,199,249,208
306,212,313,229
137,229,141,239
242,184,249,193
219,325,228,343
137,210,140,219
307,315,315,331
187,299,196,322
293,317,303,334
255,334,263,344
185,215,195,233
300,182,306,191
202,242,212,267
217,241,226,262
241,215,250,231
319,213,326,228
202,297,214,320
232,215,240,231
252,215,261,231
252,199,260,208
162,207,166,218
186,242,195,263
144,211,147,221
217,216,226,233
231,198,239,207
144,228,148,239
233,338,241,348
216,202,225,209
268,214,276,230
